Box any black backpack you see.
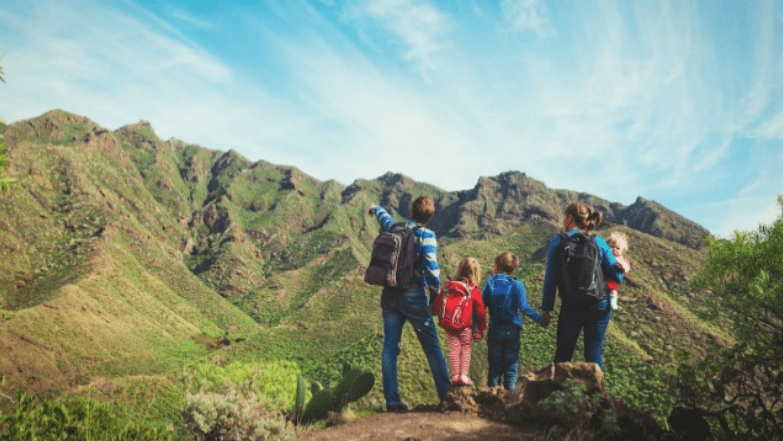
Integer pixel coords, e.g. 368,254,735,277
557,232,605,302
364,223,420,288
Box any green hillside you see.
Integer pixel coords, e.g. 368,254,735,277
0,110,724,437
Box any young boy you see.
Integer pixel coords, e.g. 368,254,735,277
482,251,546,391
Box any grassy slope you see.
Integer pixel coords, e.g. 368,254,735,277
0,112,259,399
206,216,714,413
0,110,723,427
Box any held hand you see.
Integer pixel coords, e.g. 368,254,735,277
427,303,437,315
541,311,551,328
472,330,484,342
367,206,377,216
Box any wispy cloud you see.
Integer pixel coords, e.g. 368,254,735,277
501,0,555,36
341,0,453,72
2,0,782,236
164,4,216,29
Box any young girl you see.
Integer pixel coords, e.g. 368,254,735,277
433,257,487,386
605,232,631,310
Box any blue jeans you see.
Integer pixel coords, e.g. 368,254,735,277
487,322,521,391
554,297,612,369
380,287,451,408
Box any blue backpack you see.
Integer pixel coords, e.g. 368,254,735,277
485,274,517,322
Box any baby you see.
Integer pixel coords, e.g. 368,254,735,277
605,232,631,310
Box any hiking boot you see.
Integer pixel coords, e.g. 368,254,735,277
386,403,409,413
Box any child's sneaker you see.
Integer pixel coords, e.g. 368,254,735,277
610,294,619,311
452,375,461,385
459,375,474,386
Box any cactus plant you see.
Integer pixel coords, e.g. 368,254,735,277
346,371,375,402
332,368,364,397
301,389,334,422
310,380,323,394
295,375,307,415
295,366,375,424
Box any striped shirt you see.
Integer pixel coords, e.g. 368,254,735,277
373,207,441,300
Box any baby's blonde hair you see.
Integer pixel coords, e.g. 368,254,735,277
607,232,629,253
452,257,481,286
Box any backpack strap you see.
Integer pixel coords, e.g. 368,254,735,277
558,231,577,297
446,280,470,300
405,222,424,266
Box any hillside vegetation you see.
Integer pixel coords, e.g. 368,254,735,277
0,110,723,437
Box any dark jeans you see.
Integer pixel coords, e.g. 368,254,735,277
380,287,451,408
554,297,612,369
487,322,521,391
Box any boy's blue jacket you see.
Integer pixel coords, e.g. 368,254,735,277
372,206,440,301
482,273,543,330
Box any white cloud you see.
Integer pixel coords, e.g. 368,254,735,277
164,5,216,30
341,0,453,72
711,197,782,238
501,0,555,36
3,0,782,236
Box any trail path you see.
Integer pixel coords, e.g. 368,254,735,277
298,410,543,441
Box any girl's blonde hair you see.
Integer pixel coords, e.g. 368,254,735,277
452,257,481,286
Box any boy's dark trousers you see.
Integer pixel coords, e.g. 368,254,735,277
487,322,521,391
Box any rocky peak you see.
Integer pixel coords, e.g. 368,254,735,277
376,172,415,190
612,196,709,249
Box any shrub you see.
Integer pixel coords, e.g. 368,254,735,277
0,392,173,440
181,390,297,441
187,360,301,410
538,379,619,441
676,196,783,439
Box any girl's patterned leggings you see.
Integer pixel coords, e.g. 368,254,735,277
447,328,473,377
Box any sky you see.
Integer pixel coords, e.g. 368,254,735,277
1,0,782,238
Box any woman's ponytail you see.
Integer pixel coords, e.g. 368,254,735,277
564,202,602,233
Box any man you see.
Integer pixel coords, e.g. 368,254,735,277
368,196,450,412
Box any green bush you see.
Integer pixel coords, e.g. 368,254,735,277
538,379,618,440
181,390,297,441
675,196,783,439
187,360,301,410
0,392,173,440
604,361,675,426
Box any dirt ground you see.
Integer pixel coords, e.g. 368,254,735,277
298,410,545,441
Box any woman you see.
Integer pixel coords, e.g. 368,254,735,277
541,202,624,370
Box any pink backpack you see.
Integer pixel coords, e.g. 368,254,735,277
436,280,473,332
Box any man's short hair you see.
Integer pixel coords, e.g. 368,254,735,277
411,196,435,224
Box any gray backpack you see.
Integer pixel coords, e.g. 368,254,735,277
558,232,605,302
364,223,420,288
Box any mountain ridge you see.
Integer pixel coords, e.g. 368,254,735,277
0,109,719,419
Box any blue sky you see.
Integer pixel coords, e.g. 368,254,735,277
1,0,782,238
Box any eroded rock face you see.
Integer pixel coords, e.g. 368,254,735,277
441,362,606,418
509,362,608,422
440,362,619,431
439,362,670,439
